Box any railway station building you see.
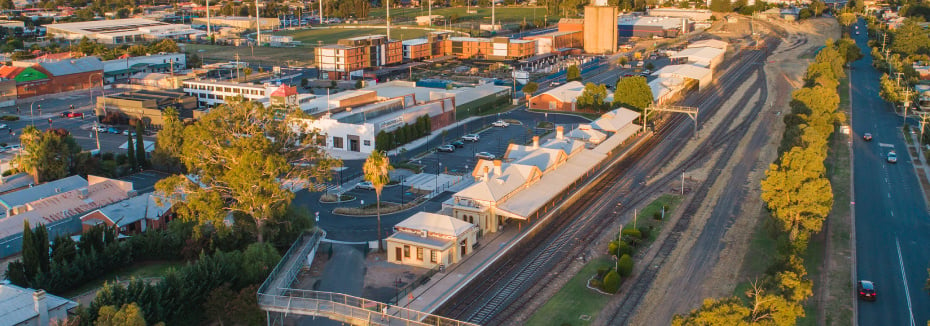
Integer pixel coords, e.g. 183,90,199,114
385,212,479,268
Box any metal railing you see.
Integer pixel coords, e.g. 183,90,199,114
388,265,441,306
259,289,479,326
257,228,477,326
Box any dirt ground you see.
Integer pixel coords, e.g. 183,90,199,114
626,17,840,325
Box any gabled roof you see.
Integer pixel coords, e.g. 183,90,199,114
591,107,641,132
0,175,87,210
38,57,103,76
534,81,585,103
0,66,24,79
669,47,725,67
652,64,712,82
270,85,297,97
86,193,170,227
393,211,474,237
456,165,529,202
9,67,49,83
566,125,607,143
0,284,77,325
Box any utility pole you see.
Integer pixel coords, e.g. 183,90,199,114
491,0,496,31
386,0,391,40
206,0,211,38
319,0,323,25
255,0,261,47
903,87,913,128
428,0,431,27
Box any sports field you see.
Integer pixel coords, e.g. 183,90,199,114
369,6,554,24
275,27,434,43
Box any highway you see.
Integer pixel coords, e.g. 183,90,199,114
852,21,930,326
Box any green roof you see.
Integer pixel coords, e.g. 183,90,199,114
14,67,48,83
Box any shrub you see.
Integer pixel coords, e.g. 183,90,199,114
621,228,642,239
638,226,652,240
609,240,633,258
618,254,634,277
652,212,662,220
1,115,20,121
596,267,610,278
603,269,621,293
590,278,602,289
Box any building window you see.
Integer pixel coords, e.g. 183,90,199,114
416,247,423,261
403,245,410,258
363,140,371,146
333,137,344,149
430,251,437,263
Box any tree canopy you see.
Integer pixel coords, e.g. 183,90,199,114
155,98,338,242
566,64,582,82
15,126,81,182
576,83,609,112
613,76,654,111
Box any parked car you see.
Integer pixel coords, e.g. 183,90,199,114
67,112,84,118
107,127,121,134
863,133,872,141
59,111,73,118
437,145,455,152
3,144,21,151
0,124,7,129
123,130,136,136
356,181,375,190
463,134,480,142
451,140,465,148
95,126,107,132
857,280,876,301
475,152,496,160
492,120,510,127
887,150,897,163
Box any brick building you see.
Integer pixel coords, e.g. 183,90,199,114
3,57,103,98
315,35,402,80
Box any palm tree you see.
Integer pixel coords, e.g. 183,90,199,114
364,150,393,252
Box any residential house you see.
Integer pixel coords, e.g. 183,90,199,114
80,193,174,235
0,284,77,326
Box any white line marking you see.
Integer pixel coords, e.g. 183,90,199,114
879,143,896,148
888,193,892,198
896,238,917,326
890,211,894,217
885,178,889,183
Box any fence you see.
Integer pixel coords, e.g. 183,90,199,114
388,265,441,306
258,289,479,326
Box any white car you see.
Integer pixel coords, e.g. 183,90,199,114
123,130,137,136
0,124,7,129
463,134,480,142
95,126,107,132
492,120,510,127
356,181,375,190
475,152,496,160
887,151,897,163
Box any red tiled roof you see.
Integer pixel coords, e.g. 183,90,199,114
270,85,297,97
0,66,24,79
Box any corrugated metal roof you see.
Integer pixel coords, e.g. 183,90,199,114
0,175,87,210
38,57,103,76
394,211,474,237
0,284,77,325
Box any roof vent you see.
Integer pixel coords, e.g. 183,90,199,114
420,229,428,238
54,187,61,193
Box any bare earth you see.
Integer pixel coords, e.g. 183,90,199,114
626,17,840,325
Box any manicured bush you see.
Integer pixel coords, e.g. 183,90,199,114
621,228,642,239
602,269,621,293
638,226,652,240
618,254,634,277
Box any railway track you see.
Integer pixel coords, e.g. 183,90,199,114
432,36,780,326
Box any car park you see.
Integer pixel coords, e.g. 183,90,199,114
107,127,121,134
437,145,455,152
857,280,876,301
863,133,872,141
887,150,897,163
356,181,375,190
451,140,465,148
463,134,480,142
492,120,509,127
475,152,495,160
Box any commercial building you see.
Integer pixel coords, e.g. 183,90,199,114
444,36,536,60
583,0,619,54
96,89,200,129
316,35,403,80
0,175,135,258
182,80,297,108
523,30,583,54
3,57,103,98
46,18,204,44
385,212,478,268
296,81,510,154
651,63,712,89
103,52,186,84
0,78,16,106
0,284,77,326
192,16,280,30
669,45,725,69
619,16,691,38
647,8,713,21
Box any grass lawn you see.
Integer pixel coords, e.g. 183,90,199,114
524,257,613,326
734,216,781,295
275,27,433,44
623,194,683,242
64,261,185,299
369,6,555,24
182,43,315,66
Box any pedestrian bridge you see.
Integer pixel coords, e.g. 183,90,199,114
257,229,478,326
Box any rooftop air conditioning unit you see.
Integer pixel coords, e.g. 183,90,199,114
420,229,428,238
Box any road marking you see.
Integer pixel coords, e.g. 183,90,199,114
879,143,895,148
888,193,892,198
895,238,917,326
890,211,893,217
885,178,888,183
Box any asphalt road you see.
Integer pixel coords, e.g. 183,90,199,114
852,21,930,326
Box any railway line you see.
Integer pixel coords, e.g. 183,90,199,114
431,34,780,326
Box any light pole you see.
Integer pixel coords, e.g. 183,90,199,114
436,162,442,194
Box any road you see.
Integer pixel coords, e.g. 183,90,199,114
852,20,930,326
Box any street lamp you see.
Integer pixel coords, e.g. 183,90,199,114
435,162,442,194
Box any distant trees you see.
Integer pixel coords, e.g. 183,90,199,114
709,0,731,12
95,303,147,326
613,76,654,111
566,64,582,82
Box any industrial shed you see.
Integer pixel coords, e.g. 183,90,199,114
652,64,713,89
669,46,725,70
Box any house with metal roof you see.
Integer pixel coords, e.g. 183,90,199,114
0,176,135,258
0,175,88,218
80,192,174,236
0,284,77,326
385,211,478,268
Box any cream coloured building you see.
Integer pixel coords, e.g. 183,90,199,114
386,212,478,268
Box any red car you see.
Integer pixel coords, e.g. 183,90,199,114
67,112,84,118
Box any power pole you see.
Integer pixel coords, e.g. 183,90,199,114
386,0,391,39
255,0,261,47
319,0,323,25
491,0,496,31
206,0,211,38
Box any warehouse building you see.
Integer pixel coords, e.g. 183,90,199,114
46,18,203,44
95,89,200,129
669,45,725,69
647,8,713,21
103,52,186,83
651,63,712,89
618,16,692,38
528,81,613,112
2,57,103,98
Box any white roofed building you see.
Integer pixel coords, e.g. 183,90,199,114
46,18,204,44
669,46,725,70
386,212,478,268
651,63,713,89
0,284,77,326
